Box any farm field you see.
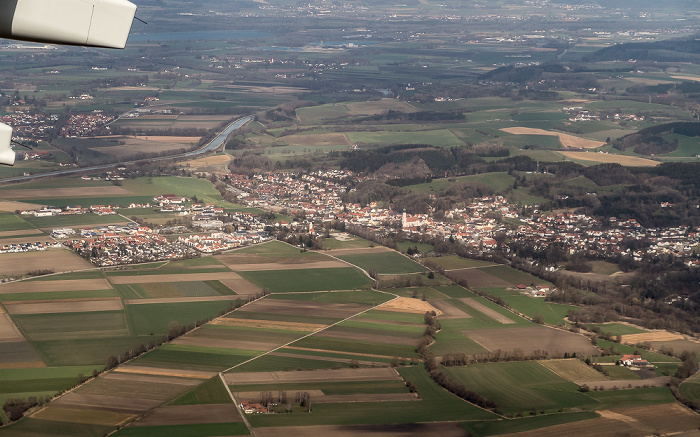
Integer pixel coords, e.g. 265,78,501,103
335,251,425,275
237,267,371,293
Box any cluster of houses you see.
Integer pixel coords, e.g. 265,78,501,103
0,240,62,254
63,224,198,266
178,230,270,253
225,171,699,266
1,111,59,141
60,112,114,137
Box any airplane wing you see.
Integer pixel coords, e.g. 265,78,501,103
0,0,137,49
0,0,137,165
0,123,14,166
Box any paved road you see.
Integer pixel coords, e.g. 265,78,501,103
0,115,252,184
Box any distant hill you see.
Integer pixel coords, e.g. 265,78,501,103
582,36,700,63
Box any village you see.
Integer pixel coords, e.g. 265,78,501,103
223,170,699,269
6,169,699,270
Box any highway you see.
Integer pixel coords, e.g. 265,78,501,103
0,115,252,184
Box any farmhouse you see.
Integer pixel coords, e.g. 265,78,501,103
240,401,268,414
620,354,649,367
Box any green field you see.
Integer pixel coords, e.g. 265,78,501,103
588,323,647,336
135,344,261,371
0,213,34,231
126,301,235,336
113,423,250,437
481,288,574,325
464,411,600,437
321,234,374,250
244,366,496,427
13,311,130,341
443,361,595,413
336,252,425,275
169,379,237,407
238,267,371,293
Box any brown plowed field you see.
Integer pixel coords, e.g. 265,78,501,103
0,229,43,237
0,201,45,212
315,330,419,346
171,336,281,352
428,299,469,319
225,367,399,385
109,272,238,284
239,299,368,319
0,314,24,342
32,406,135,426
0,251,93,276
448,268,511,288
254,423,469,437
375,297,442,315
576,377,671,390
460,298,515,324
51,393,161,414
0,278,110,294
133,404,242,426
226,260,346,271
500,127,604,149
0,186,131,199
4,298,123,315
503,403,700,437
465,326,598,356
